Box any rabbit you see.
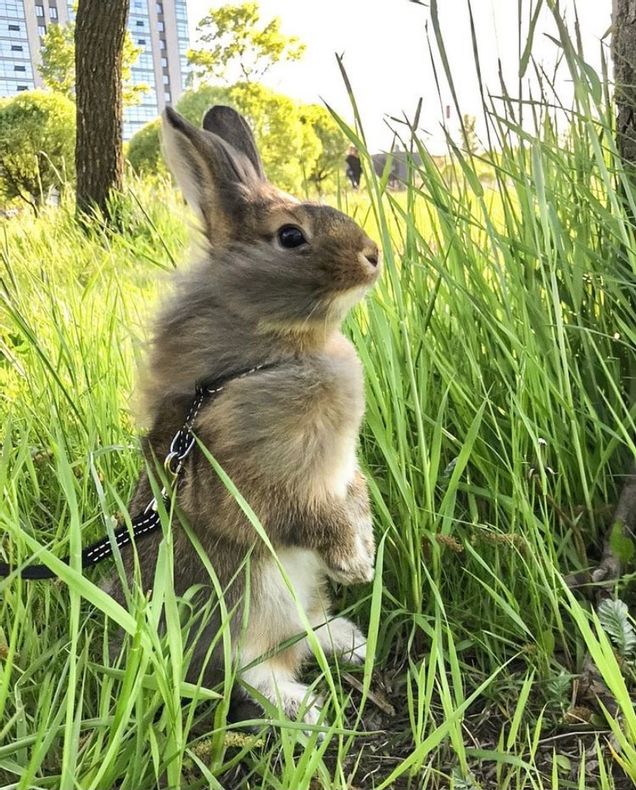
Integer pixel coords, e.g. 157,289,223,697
103,105,381,726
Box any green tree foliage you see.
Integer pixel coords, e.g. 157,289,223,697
188,2,305,84
39,22,148,106
0,90,75,212
300,104,347,193
39,23,75,100
174,84,232,124
126,118,163,176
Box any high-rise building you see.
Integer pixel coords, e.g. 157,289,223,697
124,0,190,138
0,0,189,139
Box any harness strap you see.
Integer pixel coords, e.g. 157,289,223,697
1,508,164,580
0,362,278,580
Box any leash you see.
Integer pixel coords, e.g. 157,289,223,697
0,363,277,580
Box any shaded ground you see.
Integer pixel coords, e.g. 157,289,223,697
197,648,635,789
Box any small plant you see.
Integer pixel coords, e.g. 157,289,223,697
598,599,636,658
544,667,574,713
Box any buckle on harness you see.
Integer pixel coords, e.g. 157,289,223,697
164,451,182,477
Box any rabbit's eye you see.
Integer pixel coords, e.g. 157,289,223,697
277,225,307,249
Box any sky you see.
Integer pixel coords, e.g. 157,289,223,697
185,0,612,153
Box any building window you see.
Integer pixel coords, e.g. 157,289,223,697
49,7,58,20
156,3,163,13
36,5,44,16
10,45,22,52
17,85,27,91
157,21,164,31
162,74,169,84
159,39,165,49
136,19,144,26
8,23,20,31
164,91,171,102
137,38,145,45
160,56,167,67
38,24,46,36
14,65,25,72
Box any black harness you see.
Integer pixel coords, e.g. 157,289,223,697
0,363,276,580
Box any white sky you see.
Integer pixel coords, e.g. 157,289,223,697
186,0,612,153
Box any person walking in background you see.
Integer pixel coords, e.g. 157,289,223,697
345,145,362,189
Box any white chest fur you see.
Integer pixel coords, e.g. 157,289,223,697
323,442,358,499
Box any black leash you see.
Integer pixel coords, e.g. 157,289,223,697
0,363,277,580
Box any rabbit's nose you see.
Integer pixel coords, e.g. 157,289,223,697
363,244,379,267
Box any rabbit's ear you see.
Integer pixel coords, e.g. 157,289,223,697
161,106,260,235
202,105,265,180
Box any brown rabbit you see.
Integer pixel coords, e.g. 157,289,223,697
104,106,380,725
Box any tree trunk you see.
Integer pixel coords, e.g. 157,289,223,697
589,1,636,589
613,0,636,414
75,0,129,220
613,0,636,169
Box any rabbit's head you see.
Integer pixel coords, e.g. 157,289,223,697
162,106,380,335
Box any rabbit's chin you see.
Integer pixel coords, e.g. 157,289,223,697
327,284,373,322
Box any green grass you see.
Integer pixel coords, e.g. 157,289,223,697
1,2,636,788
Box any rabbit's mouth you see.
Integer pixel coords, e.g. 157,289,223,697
322,248,382,319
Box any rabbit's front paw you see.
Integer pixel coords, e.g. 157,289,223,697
325,533,374,585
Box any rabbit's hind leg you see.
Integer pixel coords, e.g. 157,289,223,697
237,548,326,726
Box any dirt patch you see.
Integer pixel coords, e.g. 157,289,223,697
209,651,635,789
